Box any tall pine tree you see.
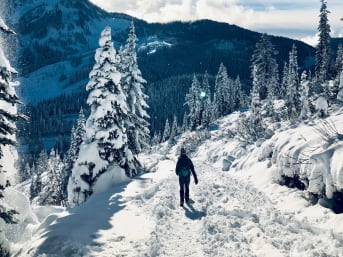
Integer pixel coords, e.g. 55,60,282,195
213,63,229,119
300,71,310,120
68,27,135,206
286,44,301,119
251,33,279,102
62,108,86,204
169,115,178,145
119,21,150,154
161,119,170,142
250,65,262,116
335,43,343,76
233,75,243,111
185,74,201,130
0,19,20,254
200,71,212,127
315,0,332,82
280,62,289,99
38,150,64,206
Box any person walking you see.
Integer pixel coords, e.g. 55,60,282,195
175,147,198,206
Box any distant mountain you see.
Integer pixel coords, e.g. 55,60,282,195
4,0,340,154
7,0,316,102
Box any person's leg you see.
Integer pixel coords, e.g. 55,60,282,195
185,182,190,203
179,181,185,206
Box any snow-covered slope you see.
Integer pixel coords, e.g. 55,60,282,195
6,0,317,106
8,110,343,256
8,0,131,104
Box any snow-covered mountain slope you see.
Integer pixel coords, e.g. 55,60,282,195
8,110,343,256
5,0,318,105
5,0,322,147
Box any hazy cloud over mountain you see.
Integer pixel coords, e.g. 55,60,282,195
90,0,343,45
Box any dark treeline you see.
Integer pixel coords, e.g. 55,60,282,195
17,90,88,158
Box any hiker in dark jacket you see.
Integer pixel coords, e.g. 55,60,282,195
175,147,198,206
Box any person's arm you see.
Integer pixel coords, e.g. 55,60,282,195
175,159,180,175
189,159,198,184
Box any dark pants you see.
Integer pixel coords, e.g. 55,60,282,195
179,179,190,203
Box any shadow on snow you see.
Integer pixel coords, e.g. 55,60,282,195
183,202,206,220
27,184,128,257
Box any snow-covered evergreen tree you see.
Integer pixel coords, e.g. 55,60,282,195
336,43,343,76
181,112,188,133
251,33,279,101
286,44,301,119
36,150,49,177
0,18,21,236
233,75,242,110
213,63,229,119
161,119,170,142
151,131,161,145
21,162,31,182
30,150,48,201
62,108,86,204
315,0,332,82
336,70,343,103
185,74,201,130
169,115,178,145
68,27,135,206
119,21,150,154
250,65,262,115
65,108,86,173
300,71,310,119
38,150,64,205
280,62,289,99
200,71,212,127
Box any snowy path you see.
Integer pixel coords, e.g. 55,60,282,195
125,161,343,257
19,159,343,257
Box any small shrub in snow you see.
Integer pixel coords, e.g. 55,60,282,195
314,118,343,148
273,100,288,121
235,113,271,145
180,130,211,154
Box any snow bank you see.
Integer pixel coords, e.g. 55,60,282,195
215,108,343,215
2,188,39,252
92,164,130,194
269,113,343,201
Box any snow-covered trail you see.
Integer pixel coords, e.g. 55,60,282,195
17,157,343,257
88,160,343,257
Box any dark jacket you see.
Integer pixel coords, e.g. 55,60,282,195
176,155,197,183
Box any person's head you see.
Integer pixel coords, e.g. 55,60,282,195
180,147,187,156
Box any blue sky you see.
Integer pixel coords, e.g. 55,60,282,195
90,0,343,46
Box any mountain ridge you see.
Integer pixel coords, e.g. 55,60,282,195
4,0,342,152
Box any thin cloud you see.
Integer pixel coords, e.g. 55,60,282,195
89,0,343,41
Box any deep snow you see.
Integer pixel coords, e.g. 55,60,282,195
7,111,343,256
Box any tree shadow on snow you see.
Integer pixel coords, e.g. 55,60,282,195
183,202,206,220
28,184,128,257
